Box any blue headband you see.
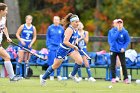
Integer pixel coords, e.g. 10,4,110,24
70,16,79,22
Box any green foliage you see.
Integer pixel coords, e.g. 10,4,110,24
0,0,3,2
17,0,140,50
100,0,140,36
18,0,30,23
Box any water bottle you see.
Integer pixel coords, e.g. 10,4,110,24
128,75,131,83
136,80,140,84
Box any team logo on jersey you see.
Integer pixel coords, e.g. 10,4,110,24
121,34,123,38
58,30,62,33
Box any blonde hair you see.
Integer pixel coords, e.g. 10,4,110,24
25,15,33,20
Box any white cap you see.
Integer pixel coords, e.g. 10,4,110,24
117,19,123,23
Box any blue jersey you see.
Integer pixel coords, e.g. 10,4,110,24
61,25,78,49
78,31,88,56
108,27,130,52
19,24,34,49
56,25,78,59
78,31,87,49
46,24,64,50
21,24,34,42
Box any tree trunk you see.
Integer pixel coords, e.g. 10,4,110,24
93,0,101,52
4,0,21,34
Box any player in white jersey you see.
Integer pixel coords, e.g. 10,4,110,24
0,3,21,81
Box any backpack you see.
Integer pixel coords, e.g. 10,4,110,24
95,54,108,65
135,55,140,67
27,67,33,77
125,58,136,66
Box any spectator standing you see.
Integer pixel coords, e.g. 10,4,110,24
108,19,130,84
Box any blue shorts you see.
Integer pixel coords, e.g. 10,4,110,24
56,46,74,59
79,48,88,56
47,50,57,66
19,41,32,50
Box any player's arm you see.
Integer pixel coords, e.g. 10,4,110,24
63,28,78,50
29,26,37,47
16,24,25,45
83,31,89,44
46,27,51,48
3,27,12,42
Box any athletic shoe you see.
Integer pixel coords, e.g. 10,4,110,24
111,78,116,83
78,77,83,81
69,73,80,83
115,77,120,82
88,77,96,82
57,76,62,81
50,76,54,80
40,74,46,86
10,76,21,82
124,79,130,84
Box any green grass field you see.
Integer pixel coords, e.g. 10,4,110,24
0,77,140,93
0,65,140,93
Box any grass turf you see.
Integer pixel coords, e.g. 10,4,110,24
0,77,140,93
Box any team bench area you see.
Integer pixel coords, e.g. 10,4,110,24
0,52,140,80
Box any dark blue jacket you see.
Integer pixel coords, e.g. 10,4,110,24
46,24,64,50
108,27,130,53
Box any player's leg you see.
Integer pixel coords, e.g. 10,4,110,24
69,50,83,82
83,56,96,82
77,67,82,80
110,51,117,83
48,50,56,80
0,47,19,81
24,52,30,78
115,56,121,82
77,50,83,80
16,49,24,77
40,58,63,86
118,53,129,84
57,64,62,80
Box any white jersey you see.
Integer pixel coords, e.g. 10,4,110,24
0,17,6,44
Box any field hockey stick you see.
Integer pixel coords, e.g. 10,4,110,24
11,41,47,60
120,65,123,82
117,56,123,82
80,49,91,60
76,44,91,60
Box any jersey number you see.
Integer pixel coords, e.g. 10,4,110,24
26,33,30,39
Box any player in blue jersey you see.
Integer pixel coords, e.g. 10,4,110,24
40,14,83,86
76,22,96,82
46,16,64,80
16,15,37,78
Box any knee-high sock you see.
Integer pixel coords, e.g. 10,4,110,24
116,66,120,77
19,63,23,77
4,61,15,79
78,68,82,77
50,71,54,76
86,67,91,78
16,62,21,75
24,63,29,77
71,63,81,76
43,66,54,80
